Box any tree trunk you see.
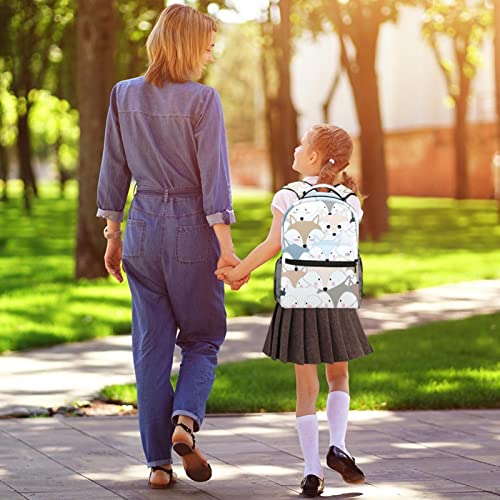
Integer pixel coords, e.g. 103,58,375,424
354,67,389,240
322,59,343,123
75,0,116,279
0,144,8,202
17,108,38,212
261,1,299,192
261,41,282,192
495,0,500,150
340,30,388,240
453,42,470,200
494,0,500,221
453,93,468,199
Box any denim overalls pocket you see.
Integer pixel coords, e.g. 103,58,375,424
123,219,146,257
176,224,210,263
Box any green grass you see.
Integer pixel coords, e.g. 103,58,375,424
0,180,499,353
100,312,500,411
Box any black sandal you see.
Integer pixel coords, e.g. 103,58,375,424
149,465,176,489
172,422,212,482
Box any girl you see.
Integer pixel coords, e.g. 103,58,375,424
216,124,373,497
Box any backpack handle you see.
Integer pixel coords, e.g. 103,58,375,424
303,184,342,197
303,184,357,202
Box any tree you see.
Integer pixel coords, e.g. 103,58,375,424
261,0,299,191
75,0,116,279
0,70,17,202
0,0,74,211
300,0,413,240
495,0,500,149
422,0,493,199
116,0,165,81
494,0,500,221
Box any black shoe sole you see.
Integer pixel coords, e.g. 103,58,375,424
326,454,365,484
301,488,323,497
173,442,212,482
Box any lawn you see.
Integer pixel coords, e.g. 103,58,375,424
100,312,500,411
0,180,499,353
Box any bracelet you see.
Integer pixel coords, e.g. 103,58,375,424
103,226,123,240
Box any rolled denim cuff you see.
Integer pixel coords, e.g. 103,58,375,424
206,209,236,226
147,458,173,467
96,208,124,222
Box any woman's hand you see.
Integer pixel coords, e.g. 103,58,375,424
104,239,124,283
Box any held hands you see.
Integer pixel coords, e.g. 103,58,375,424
216,253,250,291
104,239,124,283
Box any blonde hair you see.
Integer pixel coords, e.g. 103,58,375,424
309,124,364,199
145,4,217,86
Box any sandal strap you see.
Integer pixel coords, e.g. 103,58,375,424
150,466,174,478
175,422,196,449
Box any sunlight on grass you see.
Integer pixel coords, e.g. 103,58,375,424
1,181,499,352
100,313,500,411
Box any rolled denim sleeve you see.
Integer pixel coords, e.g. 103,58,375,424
194,88,235,226
96,83,132,222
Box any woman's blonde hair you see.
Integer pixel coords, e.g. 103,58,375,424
310,124,365,200
145,4,217,86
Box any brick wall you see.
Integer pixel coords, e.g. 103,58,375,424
229,122,498,199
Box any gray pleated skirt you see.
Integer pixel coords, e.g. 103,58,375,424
263,304,373,365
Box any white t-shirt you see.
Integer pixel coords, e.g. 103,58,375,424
271,176,364,221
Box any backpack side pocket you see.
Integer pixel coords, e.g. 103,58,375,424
274,257,283,302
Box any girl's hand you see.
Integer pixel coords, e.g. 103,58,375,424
104,239,124,283
215,265,250,291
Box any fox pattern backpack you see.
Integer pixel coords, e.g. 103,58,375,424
274,181,363,309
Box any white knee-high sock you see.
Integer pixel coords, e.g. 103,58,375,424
326,391,350,454
296,414,323,478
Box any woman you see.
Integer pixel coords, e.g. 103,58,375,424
96,4,247,489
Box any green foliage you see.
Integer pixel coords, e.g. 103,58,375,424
0,70,17,147
1,183,500,353
298,0,417,40
422,0,493,100
100,312,500,411
116,0,165,81
28,89,79,170
0,0,75,93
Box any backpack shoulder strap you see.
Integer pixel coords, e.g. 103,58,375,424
332,183,357,202
280,180,313,200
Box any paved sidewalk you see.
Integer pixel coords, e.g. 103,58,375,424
1,410,499,499
1,280,499,413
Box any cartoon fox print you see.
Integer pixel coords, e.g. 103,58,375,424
299,269,351,291
281,287,323,308
284,216,324,249
289,202,324,221
281,267,307,288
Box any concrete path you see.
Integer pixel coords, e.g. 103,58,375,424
1,410,499,499
1,279,499,413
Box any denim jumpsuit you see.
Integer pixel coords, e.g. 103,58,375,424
96,77,235,467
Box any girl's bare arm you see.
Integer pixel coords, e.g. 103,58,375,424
216,210,283,282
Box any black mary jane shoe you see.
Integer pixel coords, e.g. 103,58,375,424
300,474,325,497
149,465,176,489
326,445,365,484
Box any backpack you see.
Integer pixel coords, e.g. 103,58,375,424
274,181,363,309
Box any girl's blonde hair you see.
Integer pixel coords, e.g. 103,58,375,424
309,124,364,199
145,4,217,86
